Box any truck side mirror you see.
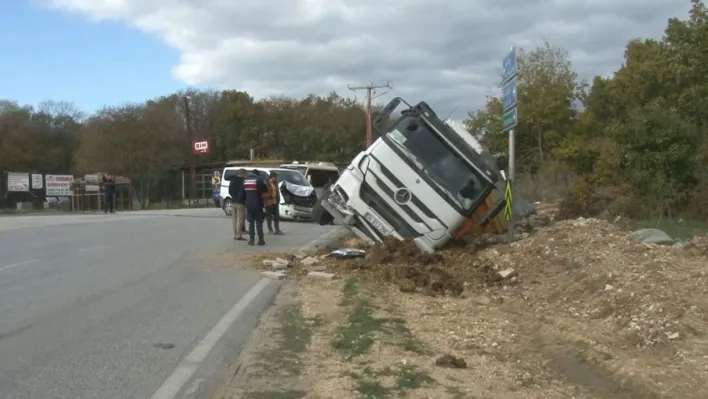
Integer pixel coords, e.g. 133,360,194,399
373,97,402,131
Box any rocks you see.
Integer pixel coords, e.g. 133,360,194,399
307,271,336,281
262,258,291,271
435,354,467,369
301,256,320,266
498,268,517,280
260,252,332,277
628,228,674,245
307,265,328,272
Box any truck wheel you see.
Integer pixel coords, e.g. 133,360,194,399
312,188,334,226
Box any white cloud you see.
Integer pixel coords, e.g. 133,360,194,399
36,0,688,118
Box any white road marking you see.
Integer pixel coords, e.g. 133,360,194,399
0,259,41,273
150,278,271,399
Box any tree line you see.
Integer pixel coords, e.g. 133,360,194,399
467,0,708,221
0,91,373,205
2,0,705,220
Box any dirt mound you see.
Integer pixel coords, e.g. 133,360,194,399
328,217,708,350
476,217,708,348
683,235,708,256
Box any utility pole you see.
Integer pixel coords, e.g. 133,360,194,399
183,95,197,207
348,81,392,147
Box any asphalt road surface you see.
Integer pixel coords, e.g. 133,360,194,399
0,209,341,399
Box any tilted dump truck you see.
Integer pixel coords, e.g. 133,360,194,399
313,97,533,253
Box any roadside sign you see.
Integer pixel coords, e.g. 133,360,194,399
502,47,517,84
502,76,517,111
501,45,518,242
46,175,74,196
31,173,43,189
192,139,209,154
212,176,220,186
504,179,513,220
7,172,30,192
502,107,517,131
501,46,518,134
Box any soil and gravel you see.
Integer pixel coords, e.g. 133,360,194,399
217,204,708,398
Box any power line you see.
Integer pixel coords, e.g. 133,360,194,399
348,81,392,147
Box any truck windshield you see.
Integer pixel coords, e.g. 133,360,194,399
385,120,487,212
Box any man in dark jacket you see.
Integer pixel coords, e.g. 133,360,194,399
102,174,115,213
228,169,247,240
238,169,268,245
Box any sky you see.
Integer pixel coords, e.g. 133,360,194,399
1,0,690,119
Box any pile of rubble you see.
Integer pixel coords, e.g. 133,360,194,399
259,253,337,281
473,217,708,348
257,200,708,350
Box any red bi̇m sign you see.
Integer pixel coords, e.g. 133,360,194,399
192,139,209,155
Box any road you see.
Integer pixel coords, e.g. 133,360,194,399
0,209,341,399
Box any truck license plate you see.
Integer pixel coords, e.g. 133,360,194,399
364,212,392,236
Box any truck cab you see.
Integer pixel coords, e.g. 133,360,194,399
318,97,505,253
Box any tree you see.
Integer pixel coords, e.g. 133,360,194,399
465,41,584,172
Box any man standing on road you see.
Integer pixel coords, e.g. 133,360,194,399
263,171,284,235
229,168,247,241
239,169,268,246
102,174,115,213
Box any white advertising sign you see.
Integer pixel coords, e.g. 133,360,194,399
7,172,30,192
84,174,100,184
31,173,43,189
45,175,74,196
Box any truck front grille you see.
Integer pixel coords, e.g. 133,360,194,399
360,182,418,238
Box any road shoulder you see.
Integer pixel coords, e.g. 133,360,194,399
214,283,319,398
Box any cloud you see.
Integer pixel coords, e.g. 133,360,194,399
37,0,687,118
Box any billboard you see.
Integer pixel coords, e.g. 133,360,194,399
7,172,30,192
45,175,74,196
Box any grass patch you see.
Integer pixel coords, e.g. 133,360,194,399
351,365,436,398
341,276,359,305
627,218,708,240
331,298,382,357
332,277,427,358
334,277,436,398
256,302,321,376
356,379,393,398
445,386,471,399
396,366,435,390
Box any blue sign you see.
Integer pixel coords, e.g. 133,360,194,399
502,77,517,111
501,46,518,133
502,108,517,131
502,47,517,84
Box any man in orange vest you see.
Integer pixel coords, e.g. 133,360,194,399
263,171,284,235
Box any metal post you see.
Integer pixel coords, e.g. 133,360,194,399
501,45,518,243
365,87,373,147
183,96,197,207
348,82,392,148
507,129,515,242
